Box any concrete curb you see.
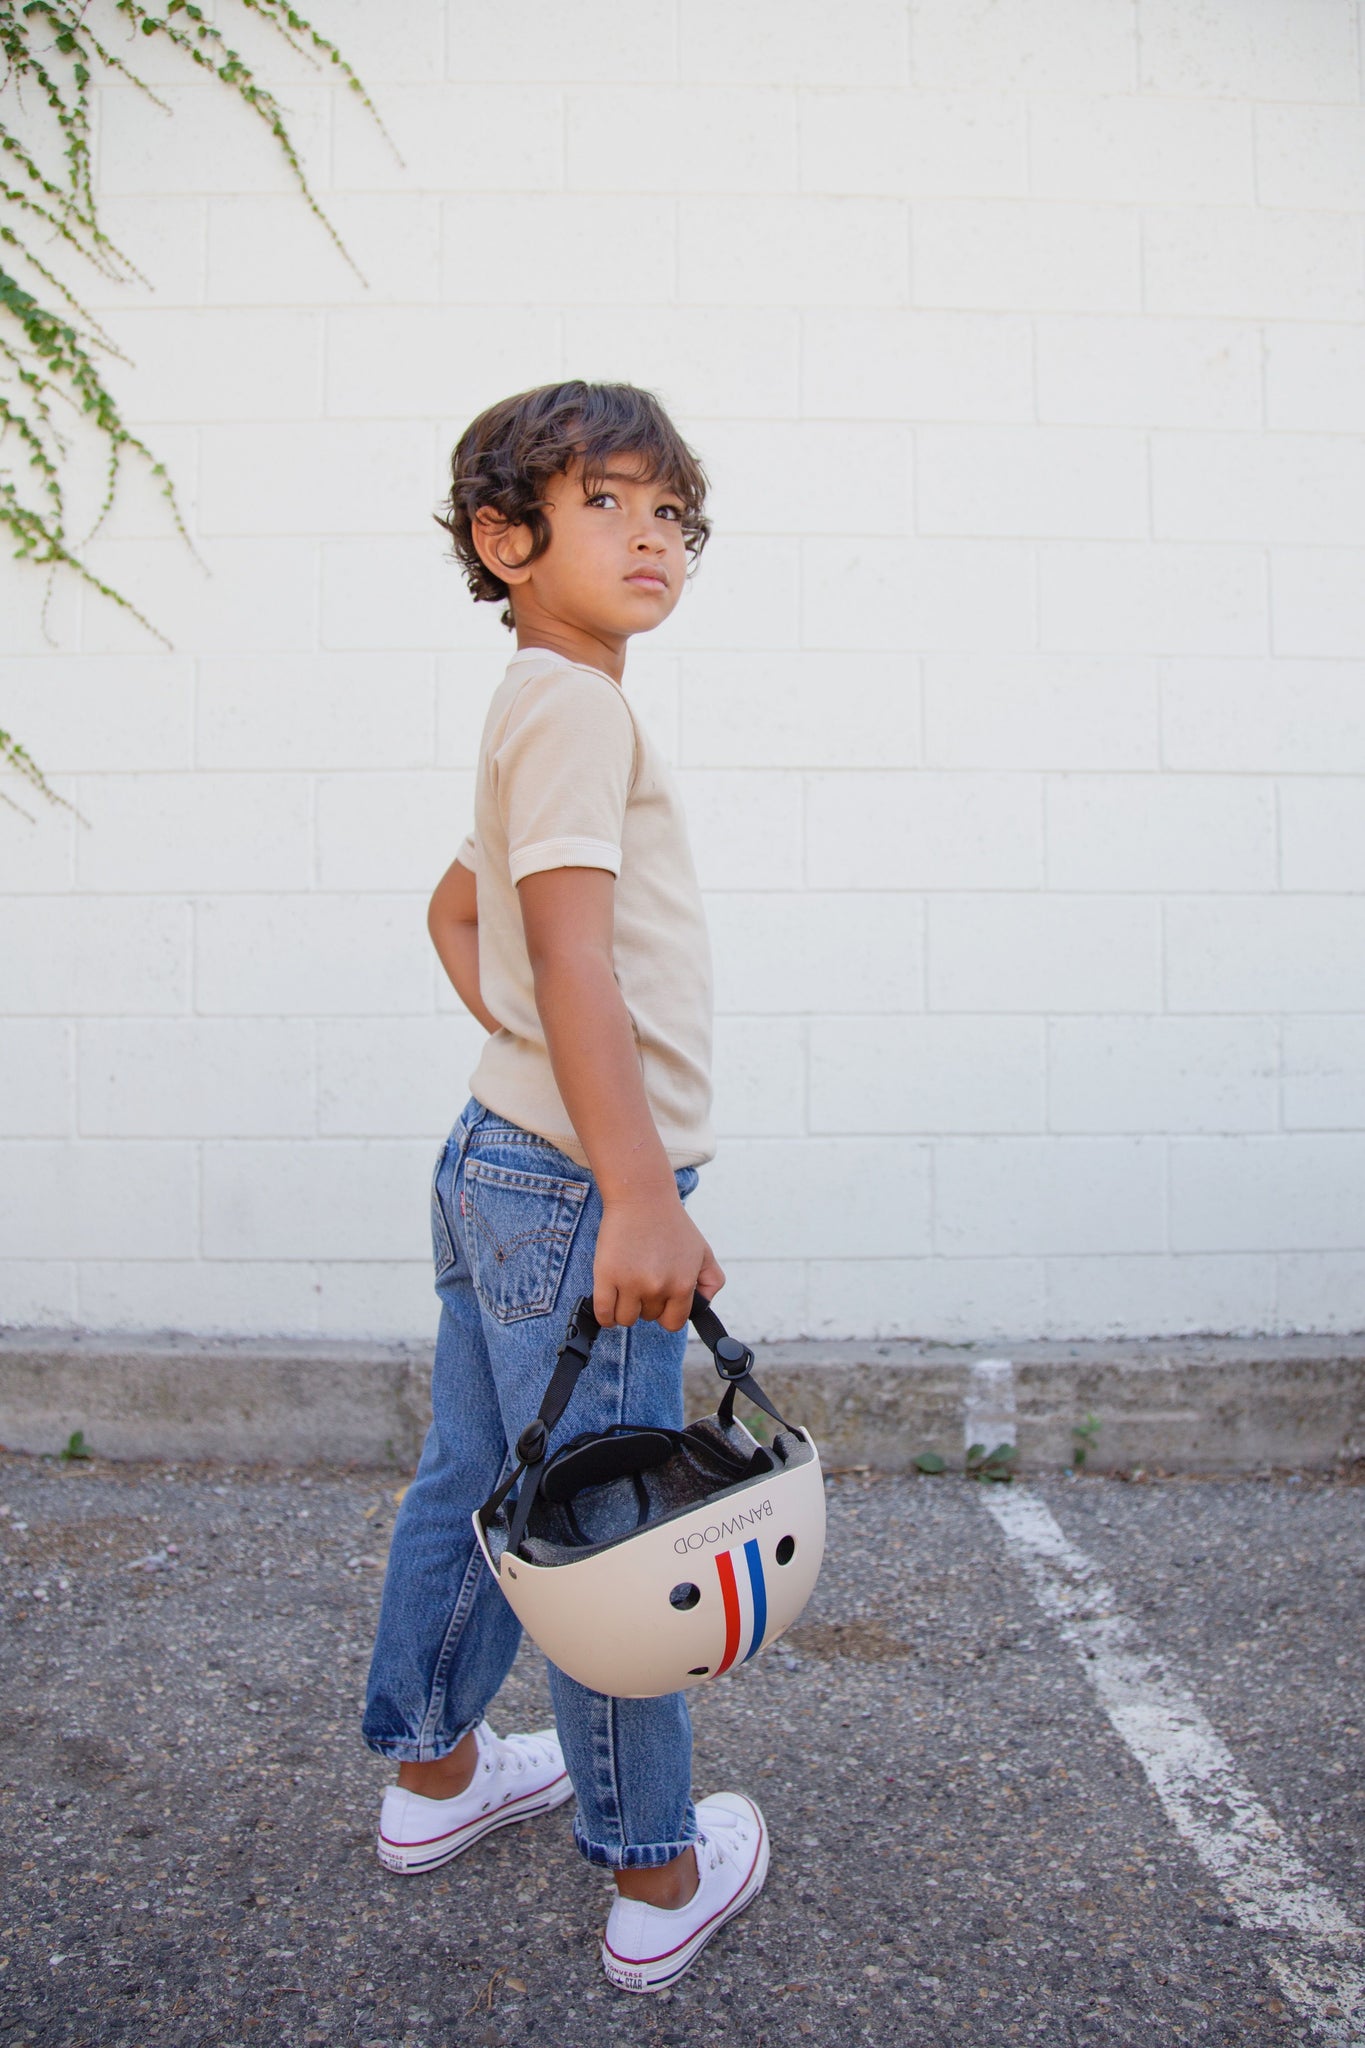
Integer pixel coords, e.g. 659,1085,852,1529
2,1327,1362,1472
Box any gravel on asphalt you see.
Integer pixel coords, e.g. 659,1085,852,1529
0,1451,1361,2048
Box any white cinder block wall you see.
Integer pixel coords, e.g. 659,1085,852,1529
3,0,1365,1344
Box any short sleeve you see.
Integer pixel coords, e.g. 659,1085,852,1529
454,831,477,871
492,668,636,886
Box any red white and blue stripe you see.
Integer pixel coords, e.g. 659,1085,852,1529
713,1538,769,1674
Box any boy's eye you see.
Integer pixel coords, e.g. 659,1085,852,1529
587,491,620,509
656,503,683,521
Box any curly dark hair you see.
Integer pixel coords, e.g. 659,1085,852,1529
435,380,711,627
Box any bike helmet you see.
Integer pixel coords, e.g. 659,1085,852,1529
473,1293,826,1699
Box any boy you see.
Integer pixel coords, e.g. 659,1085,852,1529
361,382,768,1994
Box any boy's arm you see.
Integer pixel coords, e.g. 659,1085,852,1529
428,854,501,1033
517,864,724,1333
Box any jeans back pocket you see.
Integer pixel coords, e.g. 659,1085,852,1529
461,1157,590,1325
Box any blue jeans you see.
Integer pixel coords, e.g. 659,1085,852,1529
362,1097,701,1871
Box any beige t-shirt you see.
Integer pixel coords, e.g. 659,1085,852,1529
456,646,715,1169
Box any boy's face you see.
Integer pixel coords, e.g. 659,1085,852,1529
475,454,689,649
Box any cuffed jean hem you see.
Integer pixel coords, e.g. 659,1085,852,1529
360,1714,481,1766
573,1815,700,1873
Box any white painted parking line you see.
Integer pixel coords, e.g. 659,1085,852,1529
982,1483,1365,2046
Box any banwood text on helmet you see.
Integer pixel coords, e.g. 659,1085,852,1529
473,1293,826,1699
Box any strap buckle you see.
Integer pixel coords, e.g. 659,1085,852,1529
561,1304,598,1361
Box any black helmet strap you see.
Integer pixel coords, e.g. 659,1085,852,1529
685,1292,792,1436
478,1292,794,1564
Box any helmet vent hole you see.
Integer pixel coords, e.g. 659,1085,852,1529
775,1535,796,1566
669,1582,701,1611
688,1666,709,1677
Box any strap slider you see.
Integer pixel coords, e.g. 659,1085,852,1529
714,1336,754,1382
563,1310,597,1360
516,1418,548,1465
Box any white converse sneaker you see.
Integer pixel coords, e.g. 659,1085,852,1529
600,1792,769,1994
376,1720,572,1873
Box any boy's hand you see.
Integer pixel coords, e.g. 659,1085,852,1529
592,1189,725,1333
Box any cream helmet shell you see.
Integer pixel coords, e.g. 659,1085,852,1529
473,1294,827,1700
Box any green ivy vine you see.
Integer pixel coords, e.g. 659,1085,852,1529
0,0,384,812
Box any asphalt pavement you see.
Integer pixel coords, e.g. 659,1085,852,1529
0,1451,1361,2048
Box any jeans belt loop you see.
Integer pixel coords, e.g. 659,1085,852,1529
455,1099,489,1168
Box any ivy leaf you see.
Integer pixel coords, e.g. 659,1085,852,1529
0,0,385,801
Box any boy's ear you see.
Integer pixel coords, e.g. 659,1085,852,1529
471,505,534,586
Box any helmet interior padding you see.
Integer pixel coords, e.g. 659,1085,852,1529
488,1417,815,1569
